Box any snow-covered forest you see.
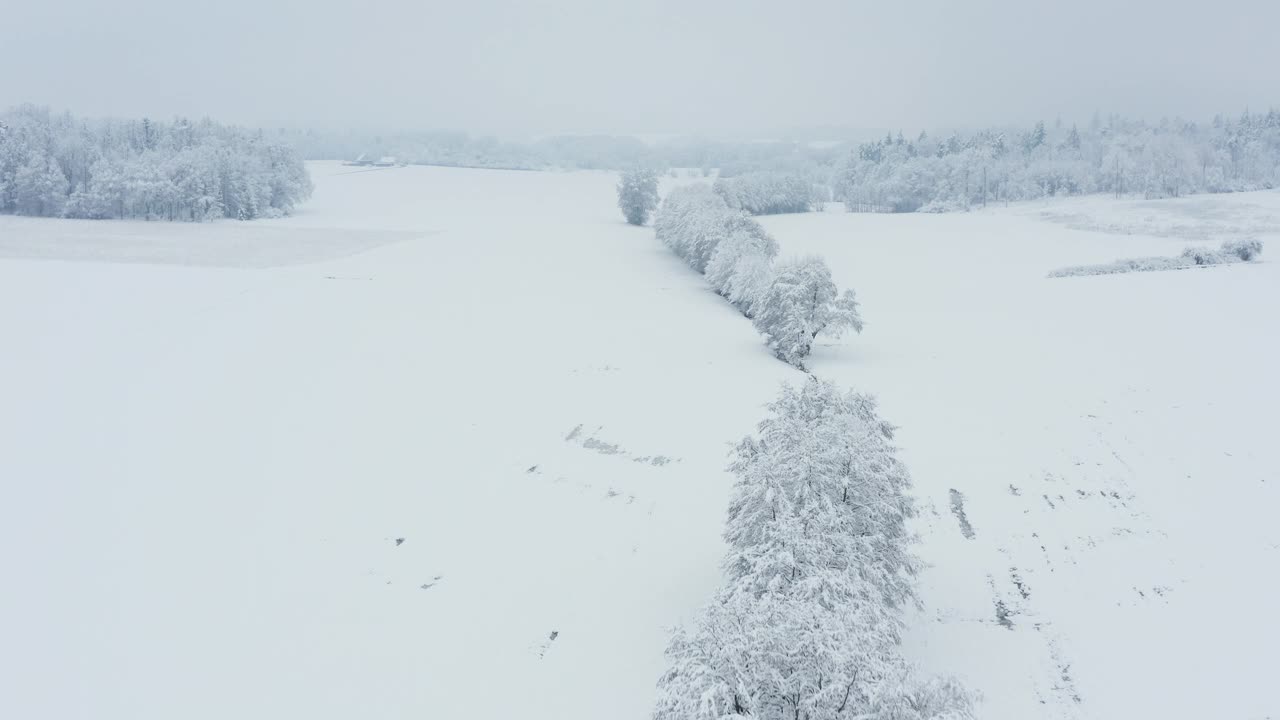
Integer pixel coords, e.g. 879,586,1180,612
0,105,312,221
838,111,1280,212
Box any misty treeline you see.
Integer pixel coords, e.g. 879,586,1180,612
655,378,974,720
651,183,861,367
279,126,838,178
839,110,1280,212
0,105,312,221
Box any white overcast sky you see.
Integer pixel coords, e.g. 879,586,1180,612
2,0,1277,135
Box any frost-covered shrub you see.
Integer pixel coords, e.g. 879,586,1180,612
1119,256,1195,272
1048,256,1193,277
1222,238,1264,261
752,257,862,367
1181,245,1228,266
615,167,659,225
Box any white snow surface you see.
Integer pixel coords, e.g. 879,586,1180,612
2,163,1277,719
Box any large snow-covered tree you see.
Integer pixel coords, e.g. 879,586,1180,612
752,257,863,367
616,167,659,225
655,379,972,720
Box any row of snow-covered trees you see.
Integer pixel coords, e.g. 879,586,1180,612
839,110,1280,212
714,172,819,215
636,179,973,718
0,105,312,221
652,183,861,366
656,378,974,720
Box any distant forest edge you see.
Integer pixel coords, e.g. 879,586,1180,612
838,111,1280,212
285,109,1280,212
0,105,312,221
283,127,836,177
4,104,1279,222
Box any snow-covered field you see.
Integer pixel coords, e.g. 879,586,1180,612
2,163,1277,719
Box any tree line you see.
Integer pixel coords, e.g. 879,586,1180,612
838,110,1280,212
619,172,860,367
0,105,313,222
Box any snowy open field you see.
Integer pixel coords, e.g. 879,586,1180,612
2,162,1277,720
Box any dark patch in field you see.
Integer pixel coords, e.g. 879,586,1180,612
1010,568,1031,599
581,437,623,455
995,599,1015,629
948,489,975,539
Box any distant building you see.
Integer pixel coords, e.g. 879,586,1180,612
374,156,397,167
343,153,375,167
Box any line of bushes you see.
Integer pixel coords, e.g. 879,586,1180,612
1048,238,1264,278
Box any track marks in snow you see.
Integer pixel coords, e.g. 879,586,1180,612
1034,625,1083,709
534,630,560,659
564,424,680,466
522,425,677,509
919,408,1181,717
948,488,976,539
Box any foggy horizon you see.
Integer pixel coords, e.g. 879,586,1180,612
3,0,1278,137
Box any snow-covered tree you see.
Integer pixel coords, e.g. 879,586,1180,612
715,172,815,215
616,167,659,225
654,183,733,272
752,257,863,367
655,379,971,720
705,213,779,315
725,381,918,608
1221,237,1263,261
12,153,69,216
